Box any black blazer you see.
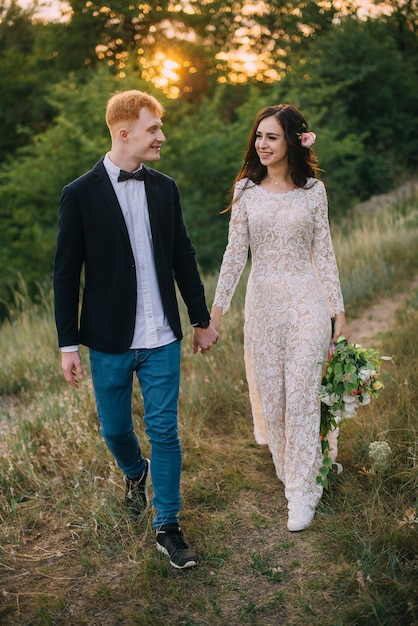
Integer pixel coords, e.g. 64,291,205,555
53,159,210,353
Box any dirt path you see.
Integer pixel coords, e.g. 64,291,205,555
348,177,418,346
348,274,418,347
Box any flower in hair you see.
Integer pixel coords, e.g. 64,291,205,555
298,131,316,148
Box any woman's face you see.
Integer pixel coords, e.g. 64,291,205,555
255,116,288,167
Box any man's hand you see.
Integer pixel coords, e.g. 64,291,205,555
61,351,84,388
192,324,219,354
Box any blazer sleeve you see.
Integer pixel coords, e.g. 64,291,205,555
53,184,85,347
170,184,210,324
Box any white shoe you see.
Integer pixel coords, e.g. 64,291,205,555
287,506,315,532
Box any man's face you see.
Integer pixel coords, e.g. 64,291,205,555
124,107,166,163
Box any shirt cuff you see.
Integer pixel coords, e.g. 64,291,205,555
61,345,79,352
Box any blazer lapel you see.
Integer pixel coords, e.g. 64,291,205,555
143,166,161,252
92,159,132,248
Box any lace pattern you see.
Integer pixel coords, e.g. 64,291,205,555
213,178,345,509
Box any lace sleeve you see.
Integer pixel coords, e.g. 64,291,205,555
311,182,345,316
213,181,250,313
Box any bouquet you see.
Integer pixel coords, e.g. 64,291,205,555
317,336,386,487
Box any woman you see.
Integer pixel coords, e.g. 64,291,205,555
211,104,349,531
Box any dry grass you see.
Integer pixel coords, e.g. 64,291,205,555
1,198,418,625
335,198,418,316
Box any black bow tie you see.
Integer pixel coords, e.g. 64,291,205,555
117,169,145,182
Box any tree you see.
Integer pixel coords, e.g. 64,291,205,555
0,70,117,317
0,0,36,52
0,1,56,159
282,15,418,205
36,0,344,99
1,1,417,315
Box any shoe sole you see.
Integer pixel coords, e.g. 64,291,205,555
287,515,314,532
287,522,310,532
156,543,198,569
143,460,151,509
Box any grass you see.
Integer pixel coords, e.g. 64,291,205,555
0,196,418,625
335,197,418,316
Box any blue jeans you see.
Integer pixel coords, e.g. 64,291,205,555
89,341,182,529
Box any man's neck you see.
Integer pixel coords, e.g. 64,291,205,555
108,150,142,173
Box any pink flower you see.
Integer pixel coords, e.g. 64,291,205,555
299,131,316,148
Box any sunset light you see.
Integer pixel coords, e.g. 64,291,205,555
216,49,281,84
140,52,182,99
14,0,397,97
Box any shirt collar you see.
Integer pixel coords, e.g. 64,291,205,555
103,153,144,182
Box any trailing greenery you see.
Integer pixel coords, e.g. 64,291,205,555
0,195,417,625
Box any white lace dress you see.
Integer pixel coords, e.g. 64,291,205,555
213,178,345,511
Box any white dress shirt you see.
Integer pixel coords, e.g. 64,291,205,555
104,154,176,349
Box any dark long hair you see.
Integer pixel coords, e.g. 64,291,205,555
225,104,319,211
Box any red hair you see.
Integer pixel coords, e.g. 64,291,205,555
105,90,164,129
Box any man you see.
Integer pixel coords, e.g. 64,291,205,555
53,89,219,569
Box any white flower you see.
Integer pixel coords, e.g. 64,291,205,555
342,405,357,418
320,391,339,406
369,440,392,471
359,368,373,383
317,337,385,488
359,393,371,405
342,394,358,404
343,403,357,414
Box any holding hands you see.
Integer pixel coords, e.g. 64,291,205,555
192,323,219,354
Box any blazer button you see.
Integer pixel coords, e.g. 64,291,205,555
130,264,135,270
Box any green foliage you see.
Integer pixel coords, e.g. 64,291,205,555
0,69,117,316
0,0,36,52
161,85,275,269
317,336,386,488
0,1,418,313
285,15,418,210
0,2,56,158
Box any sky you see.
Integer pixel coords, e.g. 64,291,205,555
18,0,386,22
18,0,69,20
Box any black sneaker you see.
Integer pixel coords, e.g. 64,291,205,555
156,523,198,569
124,458,150,515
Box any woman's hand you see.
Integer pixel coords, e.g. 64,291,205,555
210,305,223,331
332,311,350,342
